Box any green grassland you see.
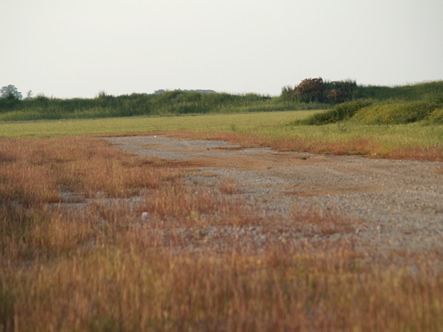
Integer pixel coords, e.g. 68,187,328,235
0,81,441,161
1,110,441,160
0,111,314,137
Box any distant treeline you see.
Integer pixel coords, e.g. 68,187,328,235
0,80,442,121
0,89,326,121
281,79,443,104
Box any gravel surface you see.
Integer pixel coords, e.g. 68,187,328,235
101,135,443,262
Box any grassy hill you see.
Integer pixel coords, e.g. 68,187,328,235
292,81,443,126
353,81,443,102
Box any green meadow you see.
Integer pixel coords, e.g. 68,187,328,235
0,111,313,137
1,110,441,160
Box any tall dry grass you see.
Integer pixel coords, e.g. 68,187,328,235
1,137,442,331
168,130,443,161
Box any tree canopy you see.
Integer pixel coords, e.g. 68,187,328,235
0,85,23,100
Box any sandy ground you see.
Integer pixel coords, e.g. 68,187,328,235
101,135,443,263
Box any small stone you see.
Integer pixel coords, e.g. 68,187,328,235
142,212,149,219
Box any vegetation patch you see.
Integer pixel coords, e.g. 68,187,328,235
1,137,442,331
293,99,374,125
295,99,443,126
286,80,442,126
353,100,441,124
427,108,443,124
1,81,442,330
0,110,441,161
0,89,328,121
1,81,441,122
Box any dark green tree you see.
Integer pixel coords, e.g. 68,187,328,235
280,85,295,101
0,85,23,100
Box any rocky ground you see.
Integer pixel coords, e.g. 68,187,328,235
100,135,443,266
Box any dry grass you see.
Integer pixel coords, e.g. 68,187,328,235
154,130,443,161
292,207,359,237
388,146,443,162
220,178,239,195
2,110,441,161
1,137,442,331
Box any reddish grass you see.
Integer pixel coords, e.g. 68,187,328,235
219,178,239,195
389,146,443,162
1,136,442,331
147,131,443,161
292,206,359,236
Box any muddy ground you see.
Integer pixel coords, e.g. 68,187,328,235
101,135,443,265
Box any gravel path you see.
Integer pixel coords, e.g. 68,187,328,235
102,135,443,260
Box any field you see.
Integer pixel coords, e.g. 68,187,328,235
1,110,442,160
1,110,442,331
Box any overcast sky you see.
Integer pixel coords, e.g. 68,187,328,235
2,0,442,98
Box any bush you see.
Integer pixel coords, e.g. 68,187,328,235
324,80,357,103
292,99,443,126
0,95,21,111
353,81,443,101
427,108,443,124
295,99,374,125
353,101,440,124
294,78,325,103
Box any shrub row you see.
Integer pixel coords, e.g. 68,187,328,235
294,100,374,125
0,90,330,121
282,80,443,105
296,100,443,125
354,101,441,124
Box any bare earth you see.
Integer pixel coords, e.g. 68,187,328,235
102,135,443,264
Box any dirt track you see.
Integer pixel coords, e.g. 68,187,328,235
103,135,443,261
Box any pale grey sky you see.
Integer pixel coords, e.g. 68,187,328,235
2,0,442,98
